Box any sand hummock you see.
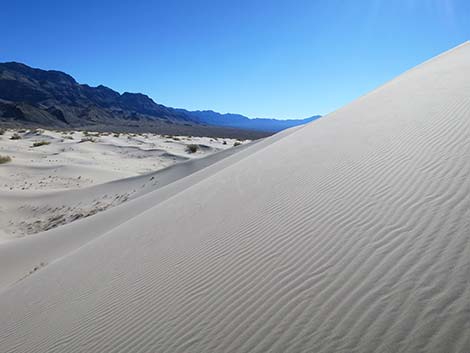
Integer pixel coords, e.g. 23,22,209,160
1,42,470,353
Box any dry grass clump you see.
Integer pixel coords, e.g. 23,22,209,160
32,141,51,147
10,133,22,140
0,155,12,164
186,144,199,153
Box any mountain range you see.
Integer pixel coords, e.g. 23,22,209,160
0,62,319,138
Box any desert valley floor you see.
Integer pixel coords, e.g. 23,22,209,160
1,42,470,353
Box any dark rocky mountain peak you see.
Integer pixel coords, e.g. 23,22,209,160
0,61,318,138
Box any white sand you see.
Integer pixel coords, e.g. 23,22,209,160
1,42,470,353
0,129,244,191
0,129,247,239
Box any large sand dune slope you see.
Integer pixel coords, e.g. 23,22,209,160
2,42,470,352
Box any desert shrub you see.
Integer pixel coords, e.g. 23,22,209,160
32,141,50,147
233,141,242,147
0,128,6,135
0,155,12,164
223,140,227,145
113,133,120,138
80,137,96,143
10,133,21,140
186,144,199,153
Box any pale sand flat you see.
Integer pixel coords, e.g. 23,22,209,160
1,42,470,352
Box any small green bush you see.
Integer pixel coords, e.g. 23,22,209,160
32,141,50,147
0,155,12,164
186,144,199,153
10,133,21,140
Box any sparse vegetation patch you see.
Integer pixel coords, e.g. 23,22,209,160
32,141,51,147
83,131,100,137
186,144,199,153
0,155,12,164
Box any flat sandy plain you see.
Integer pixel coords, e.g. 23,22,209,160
1,42,470,353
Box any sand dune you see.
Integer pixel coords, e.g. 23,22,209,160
0,129,245,192
1,42,470,353
0,130,247,239
0,128,297,291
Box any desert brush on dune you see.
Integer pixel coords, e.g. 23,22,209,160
1,42,470,353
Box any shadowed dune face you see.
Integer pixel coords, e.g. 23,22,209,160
1,43,470,353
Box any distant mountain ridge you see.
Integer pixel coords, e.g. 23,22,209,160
0,62,319,137
176,109,321,132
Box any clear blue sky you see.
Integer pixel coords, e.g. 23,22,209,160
1,0,469,118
